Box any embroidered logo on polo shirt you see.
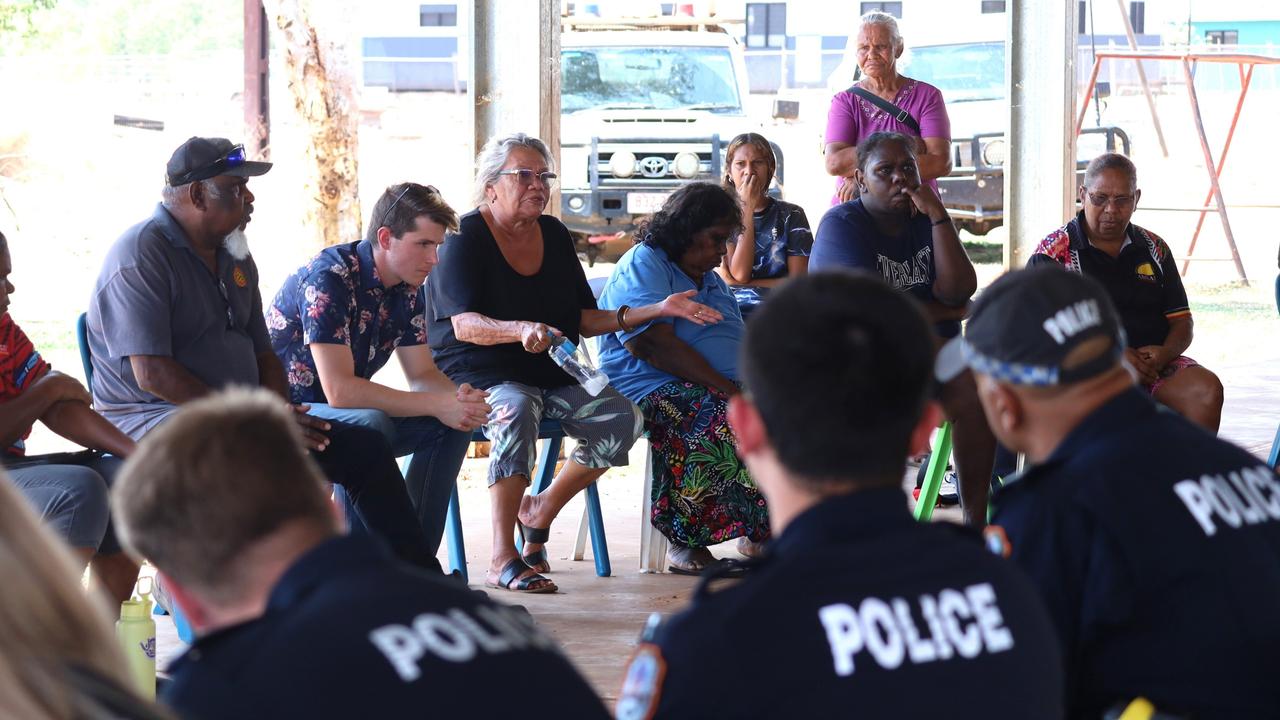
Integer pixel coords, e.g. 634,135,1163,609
1134,262,1157,283
232,266,249,288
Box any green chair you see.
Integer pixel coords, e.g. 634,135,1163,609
912,421,954,522
913,421,1007,523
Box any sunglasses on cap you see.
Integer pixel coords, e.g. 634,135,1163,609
167,144,247,187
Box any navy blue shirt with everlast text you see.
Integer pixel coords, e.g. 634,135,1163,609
617,487,1063,720
163,535,609,720
991,389,1280,719
811,198,961,338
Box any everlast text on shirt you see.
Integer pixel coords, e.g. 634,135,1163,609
369,604,558,682
818,582,1014,677
1173,464,1280,537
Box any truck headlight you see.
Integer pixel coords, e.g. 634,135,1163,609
610,151,637,179
981,139,1006,167
672,152,700,179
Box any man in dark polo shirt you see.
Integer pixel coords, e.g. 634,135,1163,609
616,272,1063,720
939,266,1280,719
1029,153,1224,432
87,137,437,570
113,389,609,720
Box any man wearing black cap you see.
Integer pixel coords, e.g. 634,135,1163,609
616,272,1063,720
86,137,440,570
939,266,1280,719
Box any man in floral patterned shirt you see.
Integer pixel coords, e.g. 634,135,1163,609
269,183,490,557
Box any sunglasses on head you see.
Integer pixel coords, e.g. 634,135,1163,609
378,183,440,230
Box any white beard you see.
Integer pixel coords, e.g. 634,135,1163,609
222,228,251,260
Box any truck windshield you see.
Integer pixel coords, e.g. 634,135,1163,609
562,46,742,113
901,42,1005,104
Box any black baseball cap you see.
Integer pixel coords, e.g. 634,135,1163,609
165,137,272,187
936,266,1125,386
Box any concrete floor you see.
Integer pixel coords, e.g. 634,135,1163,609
153,360,1278,708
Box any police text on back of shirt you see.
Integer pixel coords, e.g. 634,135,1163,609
818,582,1014,677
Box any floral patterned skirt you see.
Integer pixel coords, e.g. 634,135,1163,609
638,381,770,549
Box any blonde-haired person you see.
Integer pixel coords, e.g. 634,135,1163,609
714,132,812,318
0,473,168,720
111,388,609,719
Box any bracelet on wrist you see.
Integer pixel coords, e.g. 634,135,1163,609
931,215,952,227
617,304,633,332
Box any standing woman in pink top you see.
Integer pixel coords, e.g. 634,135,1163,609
824,11,952,204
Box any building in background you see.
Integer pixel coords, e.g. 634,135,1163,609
361,2,470,91
354,1,1279,95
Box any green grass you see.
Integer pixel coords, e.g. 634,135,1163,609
20,319,77,353
963,240,1003,265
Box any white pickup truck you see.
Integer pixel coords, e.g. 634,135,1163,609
558,21,780,263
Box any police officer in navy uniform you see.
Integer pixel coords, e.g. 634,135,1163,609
617,272,1063,720
112,388,609,720
938,266,1280,719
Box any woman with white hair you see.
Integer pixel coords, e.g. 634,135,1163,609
426,133,719,593
0,472,169,720
825,10,952,204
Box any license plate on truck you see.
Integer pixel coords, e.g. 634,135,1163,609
626,192,670,214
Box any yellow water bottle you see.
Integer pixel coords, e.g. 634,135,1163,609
116,579,157,698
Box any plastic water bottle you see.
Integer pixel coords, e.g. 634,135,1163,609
116,582,157,698
549,337,609,396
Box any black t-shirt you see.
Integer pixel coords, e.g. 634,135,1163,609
426,210,598,390
163,535,610,720
992,389,1280,719
617,487,1064,719
1028,213,1191,349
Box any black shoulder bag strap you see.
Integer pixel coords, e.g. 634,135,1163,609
847,85,922,136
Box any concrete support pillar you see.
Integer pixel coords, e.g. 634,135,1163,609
1004,1,1077,269
472,0,561,214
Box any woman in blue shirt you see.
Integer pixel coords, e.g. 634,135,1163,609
599,183,770,573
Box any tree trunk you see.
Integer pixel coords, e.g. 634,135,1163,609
263,0,359,249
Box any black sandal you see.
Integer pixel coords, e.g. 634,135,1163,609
486,558,557,594
518,522,552,573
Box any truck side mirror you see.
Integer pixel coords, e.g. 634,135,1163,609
1094,81,1111,100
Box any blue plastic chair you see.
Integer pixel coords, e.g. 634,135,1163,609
438,420,611,582
78,313,196,644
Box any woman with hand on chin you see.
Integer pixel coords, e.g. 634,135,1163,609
715,133,812,319
426,133,719,593
811,131,995,529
